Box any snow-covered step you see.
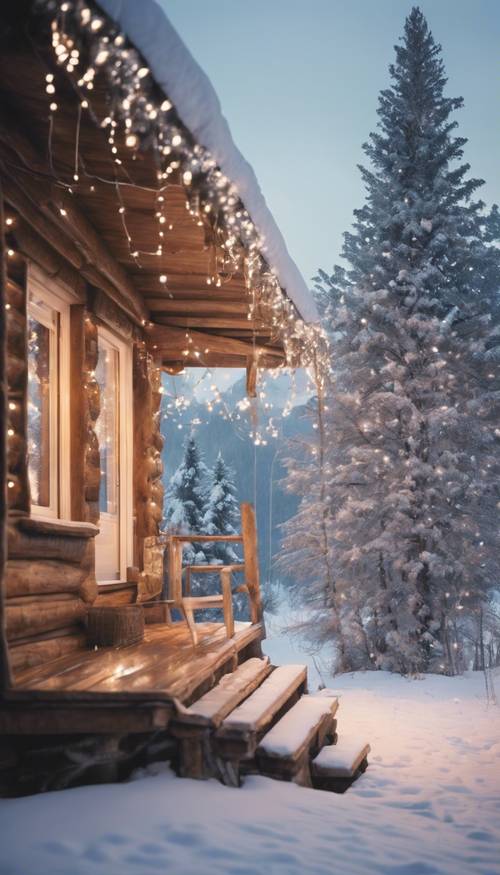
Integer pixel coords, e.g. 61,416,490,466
173,657,271,729
216,664,307,760
311,738,370,792
256,695,338,786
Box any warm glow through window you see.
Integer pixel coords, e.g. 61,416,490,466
27,298,58,514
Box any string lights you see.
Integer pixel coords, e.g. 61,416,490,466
36,0,330,387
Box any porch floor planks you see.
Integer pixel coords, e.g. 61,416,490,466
89,627,240,697
14,621,262,703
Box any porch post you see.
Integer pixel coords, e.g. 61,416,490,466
241,502,264,628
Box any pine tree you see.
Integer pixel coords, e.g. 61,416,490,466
202,452,240,564
163,435,208,563
287,7,500,675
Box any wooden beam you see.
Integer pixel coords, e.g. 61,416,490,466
162,351,283,370
0,115,148,325
246,357,258,398
241,503,263,627
155,317,265,331
147,299,248,315
12,219,86,302
137,275,248,295
3,172,146,327
143,286,247,302
146,324,284,364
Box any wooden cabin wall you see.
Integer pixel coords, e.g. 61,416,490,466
133,348,164,546
133,347,165,602
1,199,167,671
2,214,101,676
70,307,101,526
6,521,97,674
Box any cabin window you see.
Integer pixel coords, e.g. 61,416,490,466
94,326,133,582
96,338,119,519
27,270,71,519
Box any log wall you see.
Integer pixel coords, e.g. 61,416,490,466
133,347,164,557
70,308,101,525
1,198,166,674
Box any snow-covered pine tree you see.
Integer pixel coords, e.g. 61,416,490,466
163,435,208,564
202,451,240,565
290,6,500,675
280,391,358,673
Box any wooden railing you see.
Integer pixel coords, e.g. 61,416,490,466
165,503,263,634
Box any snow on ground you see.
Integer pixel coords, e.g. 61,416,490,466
1,652,499,874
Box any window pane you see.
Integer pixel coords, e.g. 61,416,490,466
95,342,119,516
27,314,53,507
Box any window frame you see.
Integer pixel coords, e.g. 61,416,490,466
94,324,134,583
27,264,72,520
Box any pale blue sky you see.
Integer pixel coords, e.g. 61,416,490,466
161,0,499,286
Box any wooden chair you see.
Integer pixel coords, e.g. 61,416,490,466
165,503,263,646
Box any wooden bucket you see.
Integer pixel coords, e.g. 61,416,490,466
86,605,144,648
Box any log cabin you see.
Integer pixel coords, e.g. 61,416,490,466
0,0,369,796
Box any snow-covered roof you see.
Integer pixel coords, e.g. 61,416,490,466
96,0,318,324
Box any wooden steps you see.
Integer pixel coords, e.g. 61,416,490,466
216,664,307,762
312,738,371,793
172,659,370,793
170,657,271,780
255,695,338,787
174,657,271,728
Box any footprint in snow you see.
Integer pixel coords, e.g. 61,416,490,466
386,799,433,812
467,830,495,842
102,833,130,846
83,844,110,863
41,840,75,856
123,853,165,869
384,863,441,875
139,842,166,855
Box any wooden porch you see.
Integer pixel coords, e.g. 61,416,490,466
9,620,263,711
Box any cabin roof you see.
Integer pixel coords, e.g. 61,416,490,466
0,1,325,371
97,0,318,325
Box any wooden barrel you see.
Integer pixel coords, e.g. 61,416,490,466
86,605,144,648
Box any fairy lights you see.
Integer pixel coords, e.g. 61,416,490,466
37,0,329,381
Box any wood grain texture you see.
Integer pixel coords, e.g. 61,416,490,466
0,177,12,688
133,348,164,581
8,632,87,674
87,605,144,648
14,621,264,706
241,503,263,626
6,596,87,641
0,118,147,325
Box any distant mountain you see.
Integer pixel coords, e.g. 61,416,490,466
160,372,314,599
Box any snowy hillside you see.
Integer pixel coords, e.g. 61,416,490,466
1,667,498,875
